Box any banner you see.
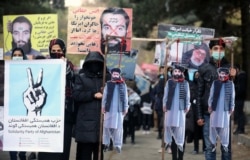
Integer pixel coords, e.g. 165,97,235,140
155,24,215,69
67,7,132,54
3,59,65,152
3,14,58,59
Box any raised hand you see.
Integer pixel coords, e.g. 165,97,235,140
23,68,47,116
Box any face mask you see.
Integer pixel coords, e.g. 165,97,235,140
50,53,64,59
12,57,23,60
212,52,225,60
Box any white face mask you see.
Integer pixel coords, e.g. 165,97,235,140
12,57,23,60
212,51,225,60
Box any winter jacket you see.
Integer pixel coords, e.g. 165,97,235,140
73,51,110,143
196,57,229,120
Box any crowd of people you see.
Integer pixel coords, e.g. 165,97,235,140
1,7,247,160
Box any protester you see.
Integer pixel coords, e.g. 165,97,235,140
73,51,110,160
196,39,233,160
9,47,27,160
233,64,247,134
38,38,75,160
163,64,190,160
123,87,141,144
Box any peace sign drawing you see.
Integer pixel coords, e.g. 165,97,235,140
23,68,47,116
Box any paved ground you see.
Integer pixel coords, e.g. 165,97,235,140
0,126,249,160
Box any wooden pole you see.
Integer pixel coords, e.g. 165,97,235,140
98,35,109,160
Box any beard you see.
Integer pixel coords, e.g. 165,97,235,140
101,38,126,54
12,39,32,54
190,56,204,67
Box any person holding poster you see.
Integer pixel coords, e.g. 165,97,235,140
100,8,130,54
73,51,110,160
196,39,233,160
38,38,75,160
102,68,129,153
163,64,190,160
4,16,41,58
9,47,27,160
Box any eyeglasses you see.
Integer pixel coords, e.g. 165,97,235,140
212,46,224,51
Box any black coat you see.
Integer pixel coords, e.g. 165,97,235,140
196,57,229,120
73,51,110,143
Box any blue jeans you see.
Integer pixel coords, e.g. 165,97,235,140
203,115,231,160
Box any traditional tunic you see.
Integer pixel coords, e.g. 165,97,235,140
102,82,129,148
163,79,190,150
208,80,235,149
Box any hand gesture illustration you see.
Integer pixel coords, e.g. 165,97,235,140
23,68,47,116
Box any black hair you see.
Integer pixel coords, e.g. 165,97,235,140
11,16,32,33
49,38,66,55
209,39,226,49
11,47,27,60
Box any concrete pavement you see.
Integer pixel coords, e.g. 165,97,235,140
0,127,250,160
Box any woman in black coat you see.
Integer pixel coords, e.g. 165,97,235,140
73,51,110,160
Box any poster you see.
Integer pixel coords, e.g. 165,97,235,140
155,24,215,69
3,14,58,59
67,7,133,55
3,59,65,152
106,49,138,80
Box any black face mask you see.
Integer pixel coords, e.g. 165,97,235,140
50,53,64,59
88,62,103,73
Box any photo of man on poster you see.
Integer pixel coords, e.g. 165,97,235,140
4,16,41,58
100,8,131,54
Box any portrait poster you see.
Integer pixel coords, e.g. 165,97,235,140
106,49,138,80
3,59,66,152
156,24,215,69
67,7,133,54
0,60,4,151
3,14,58,59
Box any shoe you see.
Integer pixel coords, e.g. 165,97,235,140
234,130,245,135
131,140,135,144
146,131,150,134
103,145,109,152
115,146,121,153
192,150,198,154
142,131,146,135
157,148,165,153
